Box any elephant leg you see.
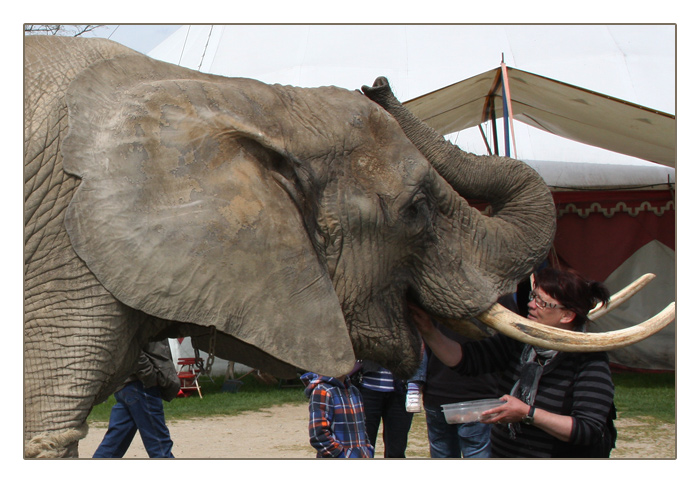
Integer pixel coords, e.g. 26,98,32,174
24,234,149,457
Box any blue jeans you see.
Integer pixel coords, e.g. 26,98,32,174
93,381,174,458
425,405,492,458
408,352,428,384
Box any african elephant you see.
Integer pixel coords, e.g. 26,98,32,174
24,35,672,458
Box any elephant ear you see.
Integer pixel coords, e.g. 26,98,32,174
61,54,355,377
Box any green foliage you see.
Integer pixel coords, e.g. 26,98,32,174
612,372,675,423
88,375,307,423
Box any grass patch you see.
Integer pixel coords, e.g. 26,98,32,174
612,372,675,423
88,374,307,423
88,372,676,427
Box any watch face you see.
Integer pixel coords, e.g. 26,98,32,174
523,406,535,424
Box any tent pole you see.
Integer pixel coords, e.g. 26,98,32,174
478,124,493,155
500,60,518,159
501,71,510,157
490,96,499,156
667,174,675,208
481,68,501,156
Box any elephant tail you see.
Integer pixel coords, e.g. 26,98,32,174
24,422,88,458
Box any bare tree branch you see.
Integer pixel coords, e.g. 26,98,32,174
24,25,105,37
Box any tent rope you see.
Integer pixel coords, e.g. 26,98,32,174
197,25,214,72
178,26,191,66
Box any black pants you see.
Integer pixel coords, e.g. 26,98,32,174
359,386,414,458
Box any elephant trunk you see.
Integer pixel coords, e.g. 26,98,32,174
412,168,551,319
363,78,555,317
432,151,556,285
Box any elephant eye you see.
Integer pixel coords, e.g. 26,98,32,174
403,193,430,224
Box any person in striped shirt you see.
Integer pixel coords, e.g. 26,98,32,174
301,366,374,458
356,362,415,458
410,267,616,458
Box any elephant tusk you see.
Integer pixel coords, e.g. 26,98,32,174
475,301,675,352
588,273,656,320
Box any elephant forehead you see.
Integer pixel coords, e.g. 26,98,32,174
349,146,429,194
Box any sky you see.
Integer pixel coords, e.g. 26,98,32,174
83,24,181,54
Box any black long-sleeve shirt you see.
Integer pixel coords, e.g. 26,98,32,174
423,325,498,408
452,333,615,458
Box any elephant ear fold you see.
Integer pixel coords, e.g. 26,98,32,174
61,55,356,377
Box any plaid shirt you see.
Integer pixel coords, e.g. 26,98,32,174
301,373,374,458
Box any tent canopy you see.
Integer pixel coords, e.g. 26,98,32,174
404,66,676,168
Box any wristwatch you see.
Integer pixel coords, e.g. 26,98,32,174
522,405,536,425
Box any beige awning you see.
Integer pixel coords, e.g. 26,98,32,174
404,67,676,168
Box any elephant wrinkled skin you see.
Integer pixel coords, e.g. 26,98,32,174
24,36,556,457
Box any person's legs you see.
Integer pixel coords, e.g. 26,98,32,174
381,392,414,458
129,382,174,458
457,422,492,458
93,386,138,458
424,405,461,458
358,386,384,448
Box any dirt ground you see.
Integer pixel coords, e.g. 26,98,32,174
78,402,675,459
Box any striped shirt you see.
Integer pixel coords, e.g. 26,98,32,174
452,333,615,458
358,367,396,392
302,373,374,458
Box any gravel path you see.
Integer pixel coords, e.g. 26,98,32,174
79,402,675,459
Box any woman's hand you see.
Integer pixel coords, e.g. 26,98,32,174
480,395,530,425
407,303,463,367
407,303,436,336
481,395,574,442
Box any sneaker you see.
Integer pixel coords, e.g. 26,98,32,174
405,391,422,413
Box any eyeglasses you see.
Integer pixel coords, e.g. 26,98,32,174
529,291,565,310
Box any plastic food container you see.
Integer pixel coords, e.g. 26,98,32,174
442,399,506,424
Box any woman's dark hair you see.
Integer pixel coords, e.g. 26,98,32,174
533,267,611,329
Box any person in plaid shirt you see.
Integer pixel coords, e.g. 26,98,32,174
301,366,374,458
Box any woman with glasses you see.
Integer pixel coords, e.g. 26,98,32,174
409,267,615,458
